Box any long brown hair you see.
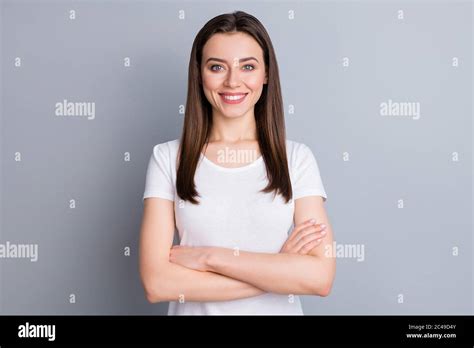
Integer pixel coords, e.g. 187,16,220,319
176,10,292,204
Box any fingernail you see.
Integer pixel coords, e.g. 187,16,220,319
309,218,316,224
321,230,327,235
320,224,326,229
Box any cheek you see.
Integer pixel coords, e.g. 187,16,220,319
201,75,222,103
244,74,266,90
201,70,223,89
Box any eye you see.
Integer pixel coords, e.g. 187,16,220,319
209,64,256,72
210,64,223,72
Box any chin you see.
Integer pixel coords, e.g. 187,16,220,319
221,110,248,118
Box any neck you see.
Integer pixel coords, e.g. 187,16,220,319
208,108,257,143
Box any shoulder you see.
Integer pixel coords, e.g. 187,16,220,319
150,138,180,167
285,139,314,164
151,138,180,157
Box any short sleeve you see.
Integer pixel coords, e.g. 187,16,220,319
142,143,175,202
292,143,327,201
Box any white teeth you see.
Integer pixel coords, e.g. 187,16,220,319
222,94,246,101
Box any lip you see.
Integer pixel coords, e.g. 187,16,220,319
219,92,248,96
219,92,248,105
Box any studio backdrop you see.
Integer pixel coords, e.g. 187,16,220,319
0,0,472,314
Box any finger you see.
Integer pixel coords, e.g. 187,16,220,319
293,231,326,252
298,238,323,254
293,224,327,246
287,219,318,242
284,225,318,251
285,224,324,251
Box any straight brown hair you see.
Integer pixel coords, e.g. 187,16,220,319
176,10,292,204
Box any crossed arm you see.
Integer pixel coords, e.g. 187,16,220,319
139,195,336,303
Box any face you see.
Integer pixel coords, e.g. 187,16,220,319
200,32,268,119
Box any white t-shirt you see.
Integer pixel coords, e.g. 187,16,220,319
142,138,328,315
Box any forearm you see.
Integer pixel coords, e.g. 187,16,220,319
148,261,266,303
206,247,332,295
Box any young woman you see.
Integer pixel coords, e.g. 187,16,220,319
139,11,335,315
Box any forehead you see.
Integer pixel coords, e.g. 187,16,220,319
202,32,263,61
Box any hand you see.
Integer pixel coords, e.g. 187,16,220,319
169,245,212,272
280,219,327,255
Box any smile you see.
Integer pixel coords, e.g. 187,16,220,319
219,93,248,104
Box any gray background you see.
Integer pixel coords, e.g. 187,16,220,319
0,0,472,315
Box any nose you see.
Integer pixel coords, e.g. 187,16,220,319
224,65,242,88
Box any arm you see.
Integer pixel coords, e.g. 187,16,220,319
139,197,265,303
205,196,336,296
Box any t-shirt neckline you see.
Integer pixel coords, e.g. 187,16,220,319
199,152,264,172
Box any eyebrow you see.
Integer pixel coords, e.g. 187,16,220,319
205,57,259,64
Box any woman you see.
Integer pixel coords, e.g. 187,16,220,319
139,11,335,315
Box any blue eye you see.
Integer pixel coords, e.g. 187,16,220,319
209,64,255,72
210,64,223,71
